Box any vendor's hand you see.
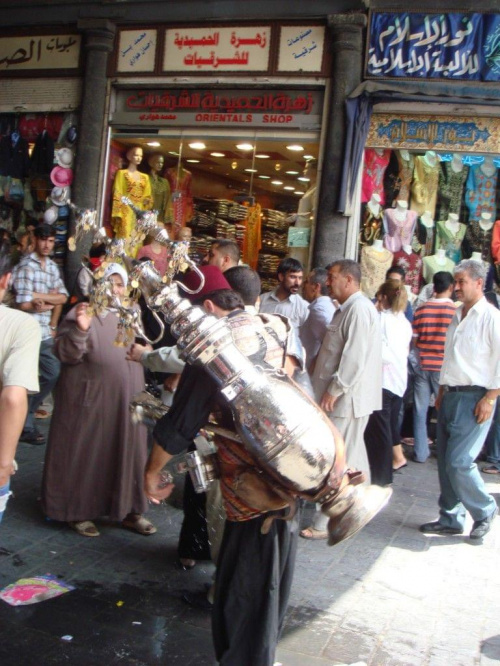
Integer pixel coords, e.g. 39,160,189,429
475,397,495,425
144,470,175,504
163,373,180,393
75,302,92,332
127,342,152,363
320,392,337,413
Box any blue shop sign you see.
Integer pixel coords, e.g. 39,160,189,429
367,12,500,81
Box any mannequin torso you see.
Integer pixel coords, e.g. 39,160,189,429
111,146,152,242
435,215,466,263
360,241,393,298
383,201,418,252
422,249,455,283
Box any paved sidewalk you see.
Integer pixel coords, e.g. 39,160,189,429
0,426,499,665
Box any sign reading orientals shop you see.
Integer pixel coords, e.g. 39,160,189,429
0,35,81,71
367,12,500,81
111,89,323,130
367,114,500,153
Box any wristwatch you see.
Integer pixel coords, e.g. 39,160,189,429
484,397,496,406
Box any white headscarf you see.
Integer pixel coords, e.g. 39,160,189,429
103,262,128,287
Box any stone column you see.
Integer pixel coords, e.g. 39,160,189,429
312,13,366,267
66,19,115,291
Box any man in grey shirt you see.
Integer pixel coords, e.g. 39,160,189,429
259,257,309,329
299,267,336,371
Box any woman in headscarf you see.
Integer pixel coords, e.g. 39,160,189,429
41,263,155,537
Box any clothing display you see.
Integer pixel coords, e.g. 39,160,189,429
436,160,469,221
435,219,467,263
149,172,173,223
422,254,456,284
359,202,383,246
166,167,193,227
242,203,262,269
465,164,498,220
112,169,152,239
361,148,391,205
413,216,435,258
410,155,440,217
391,249,423,295
360,245,393,299
382,208,418,253
394,151,414,203
462,220,494,262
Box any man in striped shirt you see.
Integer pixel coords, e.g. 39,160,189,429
412,272,455,462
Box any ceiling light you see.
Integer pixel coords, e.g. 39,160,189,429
188,142,206,150
258,175,271,179
297,176,310,182
304,154,314,160
210,152,225,157
244,168,258,173
147,141,161,147
186,159,200,163
286,170,299,175
168,151,179,156
231,161,238,169
284,186,295,191
236,143,254,151
255,154,270,159
286,144,304,152
271,180,283,185
294,190,305,195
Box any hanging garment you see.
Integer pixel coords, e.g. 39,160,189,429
465,164,498,220
410,155,440,217
111,169,152,239
412,217,436,258
462,220,494,262
435,219,467,264
0,135,30,179
382,208,418,253
435,161,468,221
30,131,55,176
391,250,423,295
360,245,394,298
361,149,391,205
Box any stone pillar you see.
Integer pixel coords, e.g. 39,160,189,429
66,18,115,291
312,13,366,267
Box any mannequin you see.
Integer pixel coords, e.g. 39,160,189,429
166,164,194,232
411,151,440,217
360,193,383,246
147,153,173,224
360,240,393,298
422,248,455,283
111,146,152,240
465,156,498,219
420,211,434,228
289,160,317,264
451,154,464,173
435,213,466,263
383,199,418,252
471,252,483,262
436,154,468,221
392,243,423,294
393,149,414,203
361,148,391,204
463,211,494,262
414,211,435,258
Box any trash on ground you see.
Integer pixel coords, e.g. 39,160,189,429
0,575,75,606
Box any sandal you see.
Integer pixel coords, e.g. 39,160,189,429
69,520,100,537
482,465,500,475
299,527,328,540
122,514,157,536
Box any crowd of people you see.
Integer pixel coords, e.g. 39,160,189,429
1,226,499,665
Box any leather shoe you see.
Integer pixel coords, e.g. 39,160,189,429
470,506,499,540
419,521,463,535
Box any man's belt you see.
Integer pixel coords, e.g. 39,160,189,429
442,385,485,393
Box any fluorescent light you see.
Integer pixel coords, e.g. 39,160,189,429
168,151,179,156
236,143,254,150
271,180,283,185
147,141,161,147
210,152,225,157
255,154,270,159
244,168,258,173
297,176,310,182
286,170,299,175
304,154,314,160
186,159,200,163
294,190,305,195
188,142,206,150
286,144,304,151
284,186,295,191
258,175,271,179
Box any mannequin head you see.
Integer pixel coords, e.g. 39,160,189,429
148,153,165,174
126,146,143,167
176,226,192,242
303,160,317,186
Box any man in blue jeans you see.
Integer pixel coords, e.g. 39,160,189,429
0,239,40,522
420,260,500,541
12,224,68,445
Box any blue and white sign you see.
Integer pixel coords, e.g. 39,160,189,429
367,12,500,81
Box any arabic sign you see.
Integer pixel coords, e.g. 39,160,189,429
0,35,81,71
278,26,325,72
163,26,270,72
366,114,500,153
111,89,323,130
117,30,157,72
367,12,500,81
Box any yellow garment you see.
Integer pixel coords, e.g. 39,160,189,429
111,169,152,239
410,156,439,217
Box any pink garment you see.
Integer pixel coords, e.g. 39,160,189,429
383,208,418,253
392,250,423,295
137,244,169,276
362,149,391,205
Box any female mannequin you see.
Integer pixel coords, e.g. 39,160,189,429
411,151,440,217
463,211,494,262
392,243,423,295
147,153,173,224
435,212,466,263
383,200,418,252
465,156,498,219
422,249,455,283
436,153,468,221
111,146,152,240
290,160,317,264
360,193,383,245
361,148,391,205
360,239,393,298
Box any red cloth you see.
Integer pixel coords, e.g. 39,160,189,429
392,250,423,295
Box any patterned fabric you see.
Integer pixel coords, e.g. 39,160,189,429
413,217,435,258
422,255,456,284
412,299,456,372
383,208,418,252
13,253,68,340
359,203,383,246
361,149,391,205
462,220,494,262
410,155,440,217
111,169,152,239
394,151,414,203
435,219,467,263
392,250,423,295
465,164,498,220
360,245,393,298
436,161,469,221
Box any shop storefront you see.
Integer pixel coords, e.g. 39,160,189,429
0,30,82,268
103,22,329,285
